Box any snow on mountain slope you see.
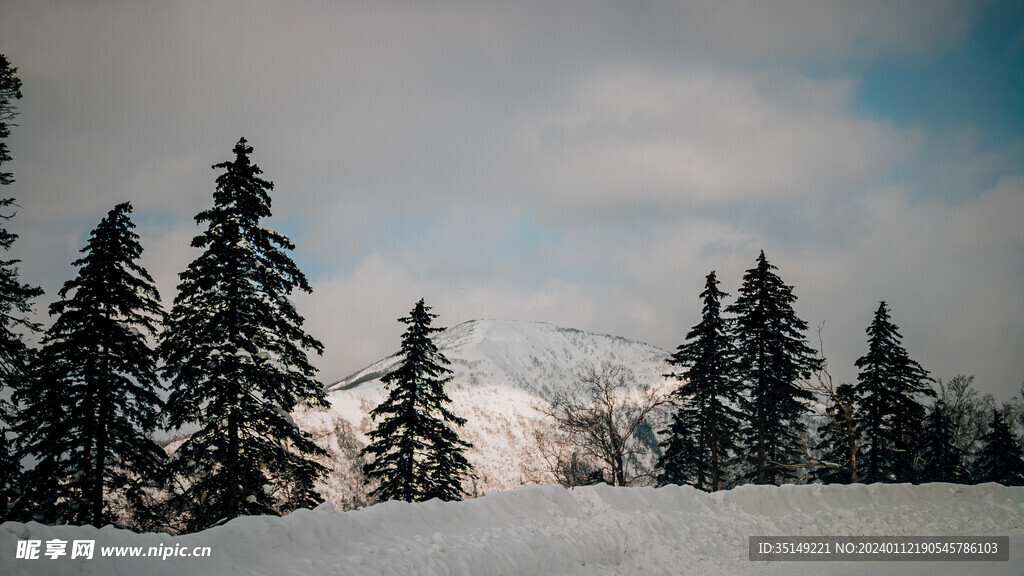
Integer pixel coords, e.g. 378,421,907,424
4,482,1021,576
295,319,675,505
327,319,672,399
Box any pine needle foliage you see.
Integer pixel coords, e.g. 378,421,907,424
362,299,472,502
658,271,742,491
0,54,43,521
726,251,821,485
854,301,934,483
919,400,968,484
160,139,328,532
15,203,164,527
973,408,1024,486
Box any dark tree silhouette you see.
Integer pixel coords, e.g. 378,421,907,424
658,271,741,491
15,203,164,527
854,301,934,483
362,299,473,502
973,408,1024,486
919,400,967,484
0,54,43,521
726,251,821,485
160,139,328,531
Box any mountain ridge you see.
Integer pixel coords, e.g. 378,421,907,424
297,318,676,506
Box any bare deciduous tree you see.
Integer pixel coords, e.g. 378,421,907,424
801,323,859,484
529,419,605,488
936,374,995,457
536,363,670,487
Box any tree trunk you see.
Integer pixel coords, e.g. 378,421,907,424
92,395,108,526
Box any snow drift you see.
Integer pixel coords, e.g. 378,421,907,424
3,482,1022,575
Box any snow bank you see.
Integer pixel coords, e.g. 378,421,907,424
3,482,1022,575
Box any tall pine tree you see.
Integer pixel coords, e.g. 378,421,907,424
726,251,821,485
0,54,44,520
973,408,1024,486
15,202,164,527
658,271,741,491
361,299,473,502
853,301,934,483
656,402,702,489
160,138,329,532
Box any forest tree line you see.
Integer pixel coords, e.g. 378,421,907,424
530,261,1024,493
649,262,1024,492
1,53,475,533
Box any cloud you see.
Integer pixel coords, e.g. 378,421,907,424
1,0,1020,402
784,177,1024,398
521,68,922,212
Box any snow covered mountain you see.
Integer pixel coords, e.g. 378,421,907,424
294,319,675,507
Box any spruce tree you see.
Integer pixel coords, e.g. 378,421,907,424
0,54,43,520
361,299,473,502
15,203,164,527
973,409,1024,486
160,138,329,532
726,251,820,485
658,271,741,491
656,403,702,488
854,301,934,483
919,400,967,484
1,55,22,190
811,382,859,484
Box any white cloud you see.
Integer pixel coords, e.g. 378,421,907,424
1,0,1020,402
522,68,922,210
785,177,1024,397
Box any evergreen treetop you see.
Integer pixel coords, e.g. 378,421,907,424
973,408,1024,486
726,251,820,485
1,54,24,187
854,301,934,483
658,270,742,491
15,202,165,527
362,298,473,502
160,138,328,532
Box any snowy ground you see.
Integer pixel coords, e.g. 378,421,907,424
3,482,1022,575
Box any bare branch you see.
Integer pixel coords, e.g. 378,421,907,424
534,362,670,487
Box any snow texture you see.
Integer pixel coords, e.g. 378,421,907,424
299,319,675,498
2,482,1021,575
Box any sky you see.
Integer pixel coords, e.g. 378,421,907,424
1,0,1022,400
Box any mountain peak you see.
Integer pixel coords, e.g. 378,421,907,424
328,318,669,396
304,319,675,499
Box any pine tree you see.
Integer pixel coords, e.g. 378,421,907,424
160,138,329,532
973,409,1024,486
726,251,820,485
854,301,934,483
919,400,967,484
14,203,164,526
1,55,23,190
361,299,473,502
0,54,43,521
811,382,859,484
656,402,702,488
658,271,742,491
